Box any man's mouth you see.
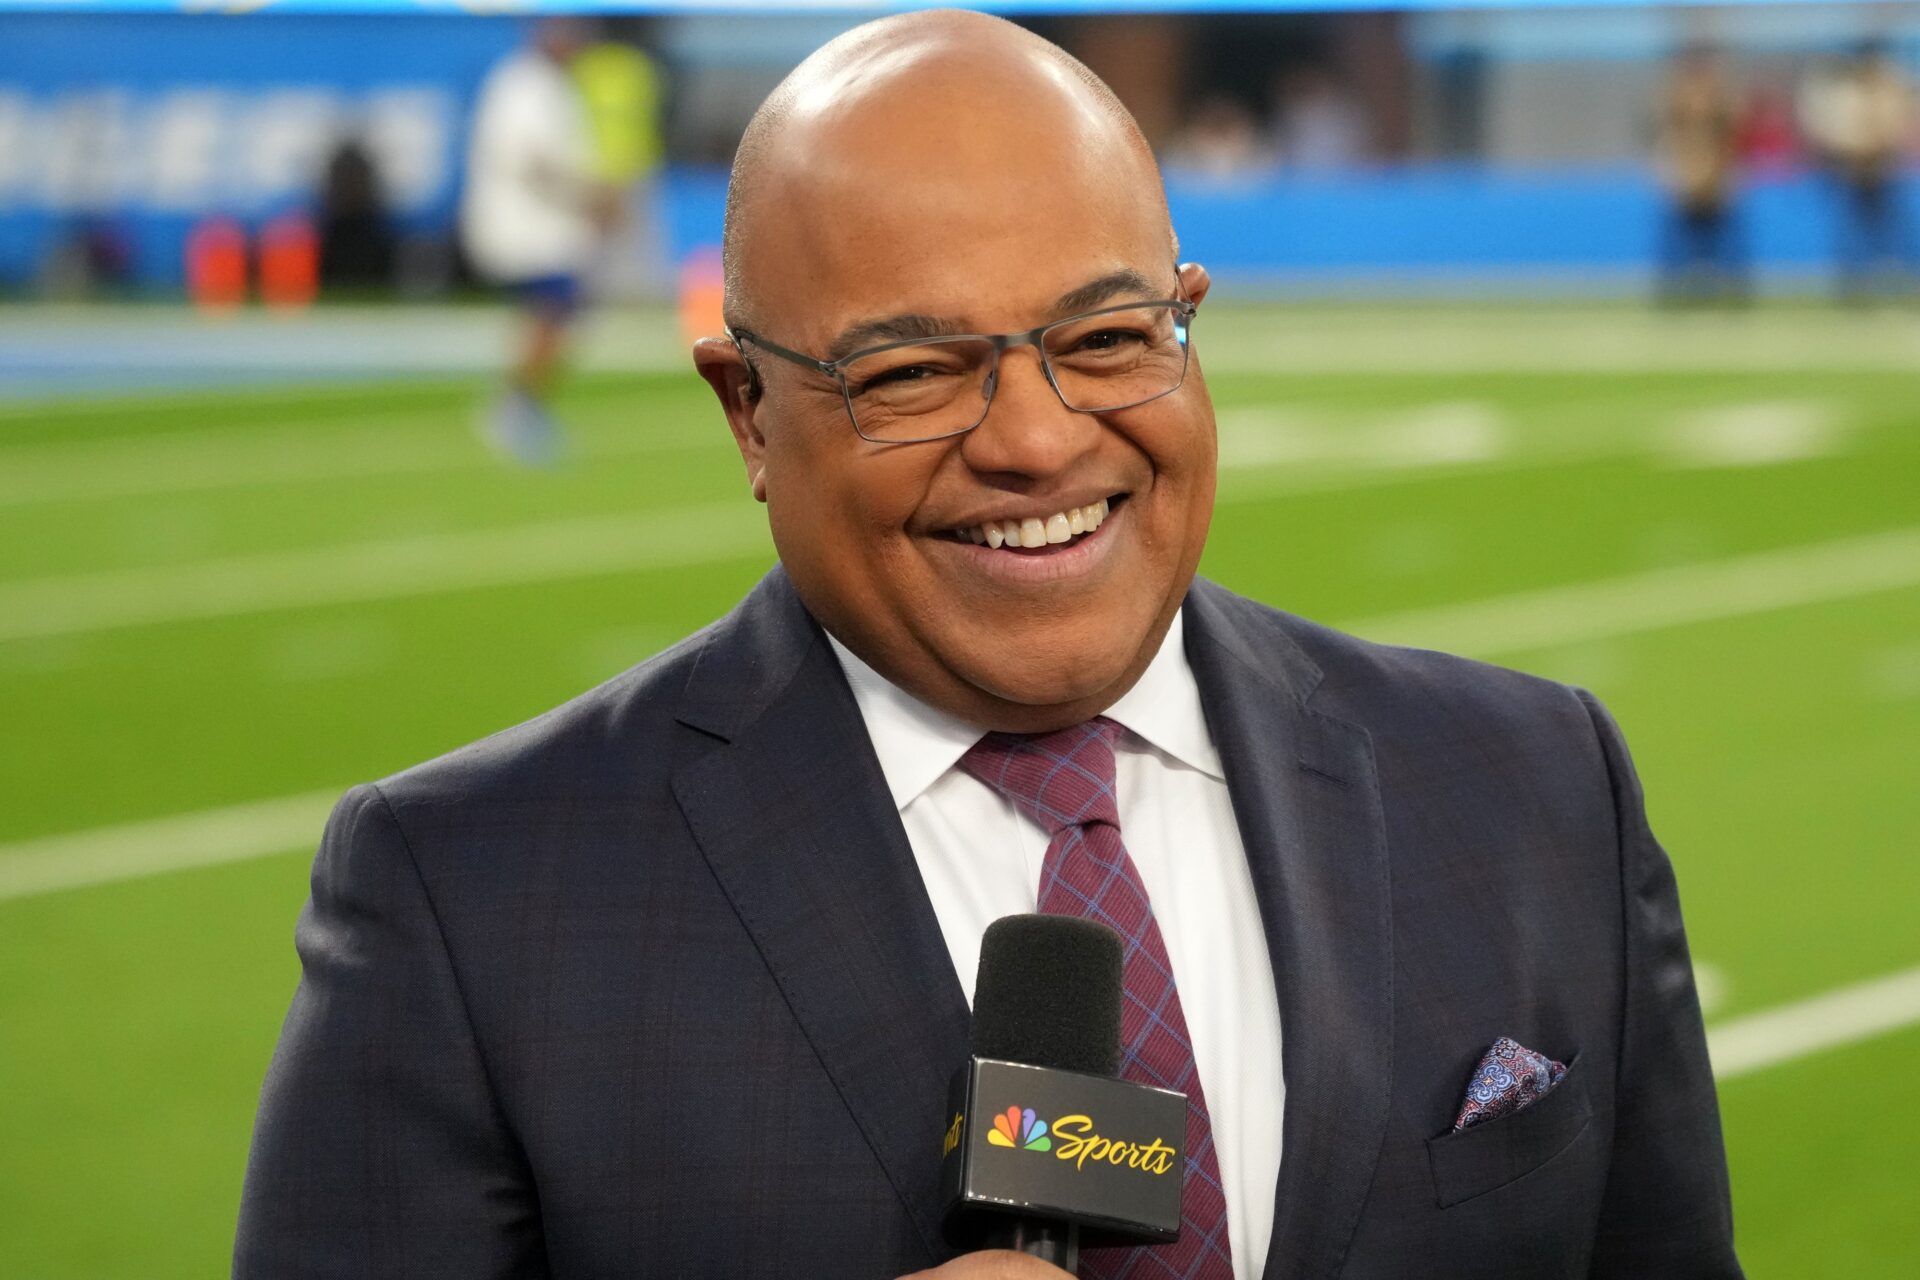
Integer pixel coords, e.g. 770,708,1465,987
941,495,1122,552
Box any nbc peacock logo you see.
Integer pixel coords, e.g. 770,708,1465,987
987,1105,1052,1153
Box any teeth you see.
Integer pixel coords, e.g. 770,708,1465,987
957,497,1114,549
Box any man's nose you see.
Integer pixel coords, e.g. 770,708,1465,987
957,347,1101,478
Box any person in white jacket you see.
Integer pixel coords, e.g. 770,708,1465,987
1799,42,1918,301
461,18,622,463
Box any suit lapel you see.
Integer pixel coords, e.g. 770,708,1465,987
1185,581,1395,1280
671,571,970,1263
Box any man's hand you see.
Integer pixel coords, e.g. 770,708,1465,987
899,1252,1073,1279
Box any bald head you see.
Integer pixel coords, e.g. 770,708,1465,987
691,9,1215,734
721,9,1171,331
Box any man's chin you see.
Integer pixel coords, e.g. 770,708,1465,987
951,642,1148,722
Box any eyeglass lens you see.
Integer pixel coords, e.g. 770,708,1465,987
839,303,1191,443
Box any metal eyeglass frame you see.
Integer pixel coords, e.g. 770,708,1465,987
727,284,1199,445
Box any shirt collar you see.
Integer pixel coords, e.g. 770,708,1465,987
826,608,1225,813
1100,610,1227,783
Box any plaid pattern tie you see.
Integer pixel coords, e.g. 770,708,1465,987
961,717,1234,1280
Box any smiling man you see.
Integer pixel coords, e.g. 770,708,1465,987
237,12,1741,1280
701,25,1214,737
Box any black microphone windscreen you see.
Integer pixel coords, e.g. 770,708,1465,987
971,914,1122,1077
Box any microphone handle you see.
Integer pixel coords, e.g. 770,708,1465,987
980,1219,1079,1273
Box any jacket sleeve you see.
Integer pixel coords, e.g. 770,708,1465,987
234,784,546,1280
1577,691,1743,1278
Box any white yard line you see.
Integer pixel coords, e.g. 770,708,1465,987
1341,527,1920,656
7,456,1913,643
6,528,1920,1080
2,797,1917,1090
7,526,1918,885
1708,966,1920,1079
0,790,340,902
0,457,1558,641
0,418,723,507
0,504,774,644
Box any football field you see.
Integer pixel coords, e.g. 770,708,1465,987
2,301,1917,1276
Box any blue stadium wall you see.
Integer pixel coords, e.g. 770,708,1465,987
2,14,1914,296
665,165,1915,295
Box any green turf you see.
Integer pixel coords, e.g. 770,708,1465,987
2,306,1917,1276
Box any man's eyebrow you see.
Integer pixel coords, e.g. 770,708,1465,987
825,314,964,363
1053,269,1161,315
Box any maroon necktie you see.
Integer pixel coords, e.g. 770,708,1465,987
961,717,1234,1279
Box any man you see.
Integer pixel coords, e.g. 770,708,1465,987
461,18,623,464
1800,43,1917,302
238,12,1741,1279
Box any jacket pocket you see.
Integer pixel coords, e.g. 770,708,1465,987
1425,1054,1593,1208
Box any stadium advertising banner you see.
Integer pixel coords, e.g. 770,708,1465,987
2,4,1913,292
0,16,527,286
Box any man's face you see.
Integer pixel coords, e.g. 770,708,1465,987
705,81,1216,729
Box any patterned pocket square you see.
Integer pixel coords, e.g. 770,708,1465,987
1453,1036,1567,1132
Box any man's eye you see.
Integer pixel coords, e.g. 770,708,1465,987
1072,328,1147,353
857,364,944,392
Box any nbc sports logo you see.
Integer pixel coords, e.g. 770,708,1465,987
987,1105,1052,1152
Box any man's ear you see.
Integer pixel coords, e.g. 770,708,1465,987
692,337,769,503
1178,261,1212,309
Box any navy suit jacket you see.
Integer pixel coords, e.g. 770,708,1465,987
236,568,1741,1278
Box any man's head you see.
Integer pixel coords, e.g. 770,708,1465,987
533,17,596,64
694,9,1216,732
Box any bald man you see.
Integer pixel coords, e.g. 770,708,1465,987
237,13,1740,1280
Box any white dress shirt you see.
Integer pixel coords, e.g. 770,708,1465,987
827,611,1284,1279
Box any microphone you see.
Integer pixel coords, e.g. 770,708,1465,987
940,915,1187,1272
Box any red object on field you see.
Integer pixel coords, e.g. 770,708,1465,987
185,217,249,311
259,214,320,310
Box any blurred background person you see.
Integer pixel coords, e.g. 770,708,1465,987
1800,41,1919,302
572,30,669,301
460,16,623,465
1165,93,1275,181
317,135,397,294
1655,44,1747,305
1273,63,1370,172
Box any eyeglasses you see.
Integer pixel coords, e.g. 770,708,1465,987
729,293,1197,445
